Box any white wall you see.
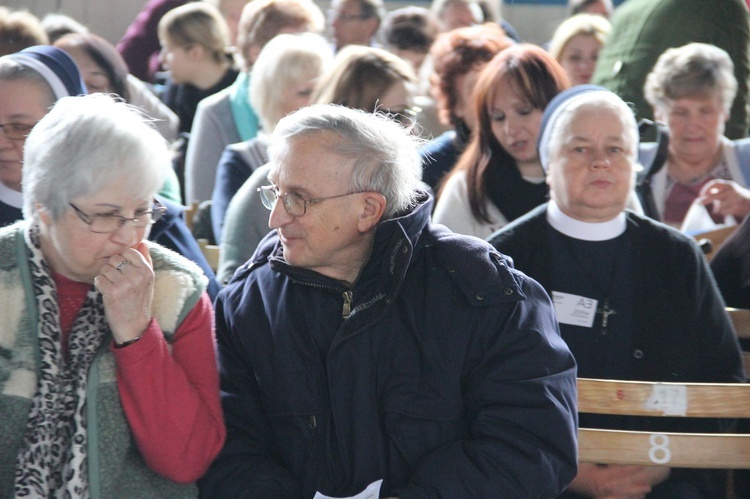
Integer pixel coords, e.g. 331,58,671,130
3,0,140,46
503,4,568,45
2,0,568,47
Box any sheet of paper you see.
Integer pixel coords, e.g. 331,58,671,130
552,291,598,328
645,383,687,416
314,479,383,499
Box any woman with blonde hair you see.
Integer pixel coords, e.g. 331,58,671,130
549,13,610,86
157,1,238,133
312,45,416,115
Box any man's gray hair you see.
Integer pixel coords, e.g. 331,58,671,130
23,94,171,220
268,104,423,219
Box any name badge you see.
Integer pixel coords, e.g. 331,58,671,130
552,291,598,328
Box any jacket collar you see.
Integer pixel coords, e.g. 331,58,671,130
372,190,433,252
253,191,433,286
354,190,433,285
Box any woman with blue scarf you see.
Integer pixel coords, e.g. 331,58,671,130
184,0,325,205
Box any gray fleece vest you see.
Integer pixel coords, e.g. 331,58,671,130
0,223,207,498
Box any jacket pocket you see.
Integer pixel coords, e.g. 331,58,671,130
260,368,327,476
380,372,465,465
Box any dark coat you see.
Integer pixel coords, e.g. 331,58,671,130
419,130,461,192
200,194,579,498
488,204,745,498
0,199,22,228
489,205,742,384
210,138,269,243
149,195,221,300
591,0,750,139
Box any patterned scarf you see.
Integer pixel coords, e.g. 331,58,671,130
14,223,109,498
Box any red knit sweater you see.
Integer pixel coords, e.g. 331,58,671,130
56,272,225,483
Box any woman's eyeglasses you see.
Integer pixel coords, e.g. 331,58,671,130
70,199,167,233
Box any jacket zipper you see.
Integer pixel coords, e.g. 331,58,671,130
339,235,377,320
289,278,354,320
288,233,380,320
342,290,353,319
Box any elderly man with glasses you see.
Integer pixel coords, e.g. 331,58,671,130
199,104,579,498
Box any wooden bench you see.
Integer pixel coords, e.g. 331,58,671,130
693,225,738,261
198,238,220,272
577,378,750,471
727,307,750,374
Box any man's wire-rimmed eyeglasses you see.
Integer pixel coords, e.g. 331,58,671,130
258,185,364,217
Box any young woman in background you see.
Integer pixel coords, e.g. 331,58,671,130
433,44,570,238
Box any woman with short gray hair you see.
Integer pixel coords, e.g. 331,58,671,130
1,93,225,497
185,0,325,205
641,42,750,229
645,42,737,118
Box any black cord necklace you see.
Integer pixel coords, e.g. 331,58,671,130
557,233,621,336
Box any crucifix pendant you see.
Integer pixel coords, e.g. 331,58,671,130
597,299,616,335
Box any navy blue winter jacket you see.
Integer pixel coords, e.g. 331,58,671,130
200,193,578,498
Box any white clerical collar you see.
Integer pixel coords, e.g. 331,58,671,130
546,200,626,241
0,181,23,208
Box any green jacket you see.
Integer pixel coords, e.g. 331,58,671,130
593,0,750,139
0,223,207,498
